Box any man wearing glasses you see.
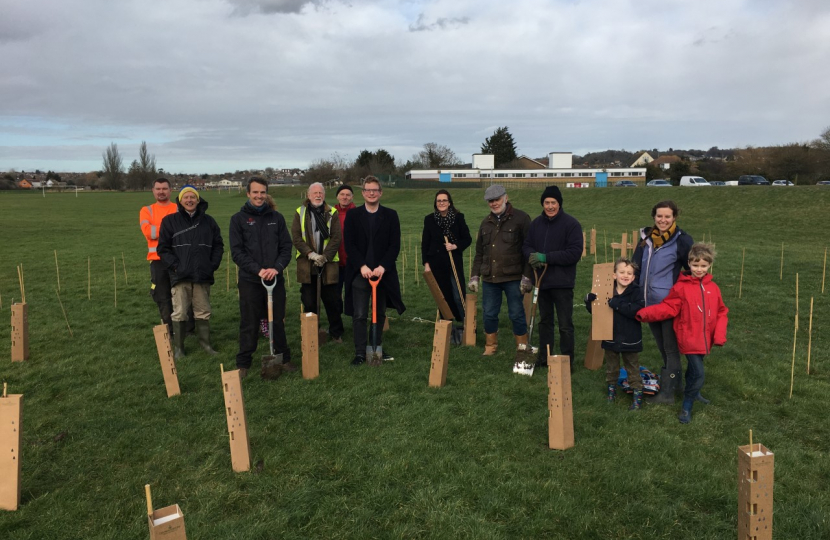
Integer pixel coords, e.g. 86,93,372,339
468,185,533,356
343,176,406,365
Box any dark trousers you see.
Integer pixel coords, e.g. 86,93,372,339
648,320,681,372
236,278,290,369
604,349,642,390
300,274,344,339
537,288,575,362
150,260,173,329
683,354,706,408
351,275,387,356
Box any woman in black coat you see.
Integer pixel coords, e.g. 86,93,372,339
421,190,472,344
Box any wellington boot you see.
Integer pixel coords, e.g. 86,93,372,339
195,320,217,355
646,368,680,405
172,321,187,360
514,333,529,351
483,332,498,356
607,384,616,403
629,390,644,410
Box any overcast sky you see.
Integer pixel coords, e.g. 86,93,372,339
1,0,829,173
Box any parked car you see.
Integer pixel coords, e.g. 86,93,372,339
772,180,794,186
646,179,672,187
817,180,830,185
709,181,726,186
680,176,711,187
738,175,770,185
614,180,637,187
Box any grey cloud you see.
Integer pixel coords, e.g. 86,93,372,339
408,13,470,32
226,0,319,15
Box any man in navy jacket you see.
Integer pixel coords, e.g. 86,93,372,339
230,177,293,378
522,186,583,368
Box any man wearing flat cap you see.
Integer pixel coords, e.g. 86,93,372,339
468,184,533,356
157,184,224,359
522,185,583,369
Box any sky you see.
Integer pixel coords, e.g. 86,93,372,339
1,0,829,174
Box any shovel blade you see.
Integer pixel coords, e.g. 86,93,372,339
261,354,284,380
512,361,535,377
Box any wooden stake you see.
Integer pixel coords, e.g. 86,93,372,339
2,382,6,398
145,484,153,517
87,257,91,300
807,297,814,374
54,249,61,293
603,230,607,263
121,252,128,285
738,247,746,299
779,243,784,281
402,252,406,294
749,429,753,459
56,289,73,337
822,247,827,294
113,257,117,308
226,251,230,292
789,274,798,399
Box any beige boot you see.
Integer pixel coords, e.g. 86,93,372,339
514,333,529,351
483,332,499,356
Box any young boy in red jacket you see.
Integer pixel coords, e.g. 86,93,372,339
637,243,728,424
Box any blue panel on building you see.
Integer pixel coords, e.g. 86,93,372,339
439,173,451,183
595,172,608,187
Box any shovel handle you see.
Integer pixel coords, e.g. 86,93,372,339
369,276,380,324
145,484,153,517
261,277,276,322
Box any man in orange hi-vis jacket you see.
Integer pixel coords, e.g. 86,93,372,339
140,178,179,334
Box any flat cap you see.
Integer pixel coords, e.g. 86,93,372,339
483,184,506,201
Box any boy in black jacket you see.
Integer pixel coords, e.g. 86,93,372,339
586,258,646,410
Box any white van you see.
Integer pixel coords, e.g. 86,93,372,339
679,176,711,187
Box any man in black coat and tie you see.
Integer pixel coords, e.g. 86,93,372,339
343,176,406,366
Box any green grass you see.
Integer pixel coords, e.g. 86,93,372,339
1,186,829,539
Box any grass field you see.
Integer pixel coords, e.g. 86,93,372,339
1,185,829,539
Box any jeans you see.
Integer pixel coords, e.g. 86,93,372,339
683,354,706,408
351,275,388,356
300,274,344,339
482,280,526,335
236,278,290,369
537,288,574,362
648,319,681,372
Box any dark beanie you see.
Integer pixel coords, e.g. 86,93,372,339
540,185,563,207
336,184,353,196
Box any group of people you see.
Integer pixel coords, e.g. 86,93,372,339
140,178,728,423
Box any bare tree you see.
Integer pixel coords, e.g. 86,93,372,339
138,141,157,189
811,125,830,151
101,143,124,190
412,142,461,168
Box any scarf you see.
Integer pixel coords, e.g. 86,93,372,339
433,207,457,244
650,222,677,249
244,200,268,214
309,203,330,241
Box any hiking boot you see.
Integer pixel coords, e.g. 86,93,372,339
195,320,217,355
629,390,644,411
281,361,298,372
351,355,366,366
172,321,187,360
646,368,680,405
483,332,498,356
607,384,616,403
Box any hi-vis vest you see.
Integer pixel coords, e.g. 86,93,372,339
295,205,339,262
140,202,178,261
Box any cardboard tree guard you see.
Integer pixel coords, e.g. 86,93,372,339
148,503,187,540
590,262,614,341
590,229,597,255
428,320,452,388
301,313,319,380
422,270,455,320
581,232,586,258
463,293,477,346
738,443,774,540
0,393,22,511
547,355,574,450
11,303,29,362
153,325,181,398
221,369,251,472
583,335,604,371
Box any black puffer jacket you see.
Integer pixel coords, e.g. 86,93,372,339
586,282,645,353
229,203,292,284
157,197,224,286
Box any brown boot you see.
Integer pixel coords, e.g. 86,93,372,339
514,333,529,351
483,332,498,356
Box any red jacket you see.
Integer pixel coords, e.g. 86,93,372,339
336,202,356,267
636,272,728,355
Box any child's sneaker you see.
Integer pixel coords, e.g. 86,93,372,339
629,390,643,411
606,384,616,403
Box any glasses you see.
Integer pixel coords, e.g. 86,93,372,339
362,189,381,194
436,199,449,203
